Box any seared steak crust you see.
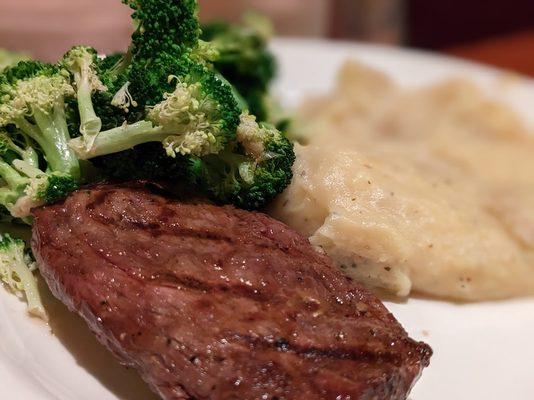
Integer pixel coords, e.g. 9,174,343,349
32,183,431,400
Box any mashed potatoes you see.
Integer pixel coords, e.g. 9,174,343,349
270,61,534,301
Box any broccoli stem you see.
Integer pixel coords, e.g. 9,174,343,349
11,252,45,319
1,133,40,169
22,105,80,179
12,159,42,179
21,143,40,169
109,48,132,76
76,75,102,147
0,188,19,208
69,121,169,160
0,159,27,190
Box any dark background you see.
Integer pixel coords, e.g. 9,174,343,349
408,0,534,49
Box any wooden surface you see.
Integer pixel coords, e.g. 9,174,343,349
446,29,534,77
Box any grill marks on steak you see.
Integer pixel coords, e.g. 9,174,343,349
31,183,431,400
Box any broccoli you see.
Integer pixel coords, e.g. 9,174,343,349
124,0,202,107
0,61,80,217
91,142,189,181
71,1,241,165
201,14,277,121
81,0,240,176
60,46,106,150
189,113,294,209
70,69,238,159
67,0,294,210
0,61,81,179
0,49,31,73
0,233,46,319
0,131,78,218
125,0,200,57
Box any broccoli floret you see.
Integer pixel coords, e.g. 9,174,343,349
77,0,240,169
70,69,239,159
0,49,31,73
0,61,81,179
189,113,294,209
202,14,277,121
124,0,201,59
77,0,293,210
0,132,78,218
123,0,202,107
60,46,106,150
14,160,78,205
90,55,134,132
0,233,46,319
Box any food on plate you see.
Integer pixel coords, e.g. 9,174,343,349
78,0,294,210
0,233,44,318
0,2,433,398
201,13,277,123
0,0,295,315
271,61,534,301
0,62,81,215
0,0,294,218
32,182,432,400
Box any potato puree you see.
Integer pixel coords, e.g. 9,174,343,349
270,61,534,301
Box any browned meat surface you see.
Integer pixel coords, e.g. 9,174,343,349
32,183,431,400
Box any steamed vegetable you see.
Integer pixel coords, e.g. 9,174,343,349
0,233,45,319
0,131,77,218
201,13,277,121
81,0,294,209
60,46,106,150
189,112,295,209
0,0,294,315
0,61,81,179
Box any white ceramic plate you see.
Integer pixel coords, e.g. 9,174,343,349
1,39,533,400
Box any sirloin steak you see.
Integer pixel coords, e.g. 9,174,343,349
32,183,431,400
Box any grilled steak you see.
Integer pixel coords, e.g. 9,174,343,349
32,183,431,400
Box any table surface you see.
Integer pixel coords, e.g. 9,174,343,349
446,29,534,77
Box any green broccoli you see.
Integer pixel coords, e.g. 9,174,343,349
189,112,294,209
91,142,189,181
124,0,200,57
0,131,78,218
70,0,294,210
72,0,241,165
124,0,202,107
0,233,46,319
0,61,81,179
82,0,241,176
0,62,80,217
201,14,277,121
70,69,238,159
60,46,106,149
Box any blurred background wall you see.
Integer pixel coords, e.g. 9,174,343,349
198,0,330,37
0,0,132,61
0,0,533,74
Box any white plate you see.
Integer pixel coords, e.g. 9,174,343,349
1,39,534,400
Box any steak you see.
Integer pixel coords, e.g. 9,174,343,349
31,182,431,400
